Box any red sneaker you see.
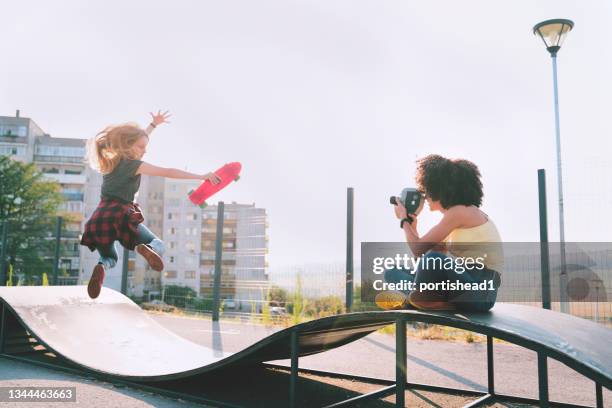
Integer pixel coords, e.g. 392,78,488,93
136,244,164,272
88,264,105,299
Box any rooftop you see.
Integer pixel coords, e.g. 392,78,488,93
35,134,86,147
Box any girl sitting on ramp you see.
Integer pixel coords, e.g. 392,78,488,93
378,154,503,312
80,111,220,299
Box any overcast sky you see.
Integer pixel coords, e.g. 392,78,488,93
1,0,610,267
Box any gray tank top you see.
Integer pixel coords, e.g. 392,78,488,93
100,159,143,203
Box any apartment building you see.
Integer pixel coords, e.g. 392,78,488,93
1,111,94,283
162,179,269,311
201,202,268,312
0,110,43,162
34,134,88,280
2,111,268,302
127,175,165,298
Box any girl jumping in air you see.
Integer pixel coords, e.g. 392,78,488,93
80,111,220,299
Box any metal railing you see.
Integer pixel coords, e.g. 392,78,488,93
33,155,84,164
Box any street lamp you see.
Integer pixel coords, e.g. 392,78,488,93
534,19,574,56
533,18,574,313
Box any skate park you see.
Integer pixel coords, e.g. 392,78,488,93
1,174,611,407
2,1,612,407
0,282,611,407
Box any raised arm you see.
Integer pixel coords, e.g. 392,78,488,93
136,162,221,183
145,110,172,136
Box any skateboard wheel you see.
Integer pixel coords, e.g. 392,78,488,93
188,189,194,196
199,202,208,209
234,175,240,181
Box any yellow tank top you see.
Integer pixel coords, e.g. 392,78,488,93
444,217,504,273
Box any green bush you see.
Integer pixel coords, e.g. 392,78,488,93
164,285,197,308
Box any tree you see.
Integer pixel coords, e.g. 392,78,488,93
268,285,289,306
306,295,345,318
164,285,198,308
290,274,307,324
0,156,63,283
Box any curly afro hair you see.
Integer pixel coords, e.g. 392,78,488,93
415,154,483,209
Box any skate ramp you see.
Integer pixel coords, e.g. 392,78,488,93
0,286,392,381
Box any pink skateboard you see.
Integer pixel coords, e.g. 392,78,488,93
188,162,242,208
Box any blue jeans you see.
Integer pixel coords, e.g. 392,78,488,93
96,224,165,269
384,252,500,312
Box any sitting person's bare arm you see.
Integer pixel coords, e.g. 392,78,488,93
395,204,462,257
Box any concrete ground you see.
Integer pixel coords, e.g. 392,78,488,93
152,313,608,407
0,311,608,407
0,357,207,408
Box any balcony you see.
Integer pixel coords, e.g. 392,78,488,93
0,136,27,143
62,250,81,258
61,192,85,201
44,173,87,185
59,202,85,216
60,230,81,239
200,252,237,262
34,155,85,164
57,276,79,286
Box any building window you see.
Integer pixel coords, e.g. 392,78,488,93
165,271,177,279
184,271,195,279
0,146,25,156
0,125,27,137
68,202,82,212
170,256,175,263
170,241,176,249
35,145,85,157
167,198,180,206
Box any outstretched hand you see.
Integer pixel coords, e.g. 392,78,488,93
150,110,172,126
203,172,222,184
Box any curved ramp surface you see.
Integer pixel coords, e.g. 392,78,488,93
0,286,392,381
1,286,611,388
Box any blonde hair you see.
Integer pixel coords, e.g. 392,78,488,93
86,123,148,174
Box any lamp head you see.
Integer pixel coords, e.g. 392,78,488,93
533,19,574,56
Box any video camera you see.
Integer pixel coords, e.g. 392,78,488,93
389,188,425,224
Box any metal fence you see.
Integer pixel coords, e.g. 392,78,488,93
1,208,610,327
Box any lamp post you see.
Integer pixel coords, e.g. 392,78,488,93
533,19,574,313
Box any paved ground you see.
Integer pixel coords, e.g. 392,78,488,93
0,311,609,407
151,313,609,406
0,357,207,408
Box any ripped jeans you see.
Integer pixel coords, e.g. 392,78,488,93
384,252,500,312
96,224,165,269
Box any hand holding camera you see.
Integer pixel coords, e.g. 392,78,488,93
390,188,425,226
